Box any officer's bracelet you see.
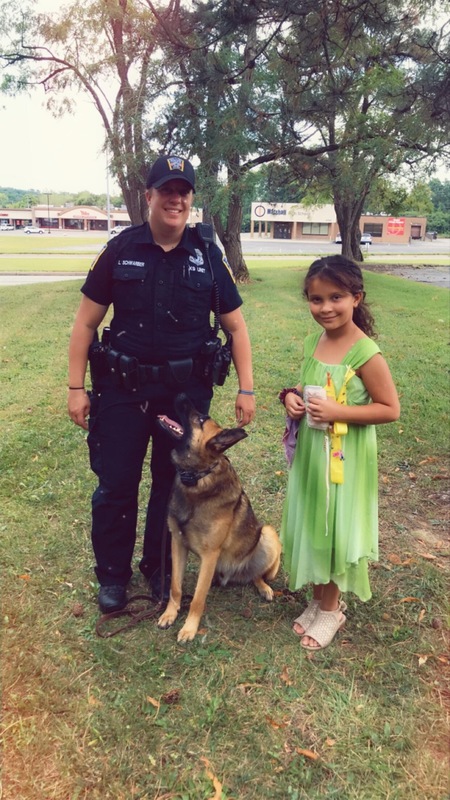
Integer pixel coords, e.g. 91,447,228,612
68,386,85,390
238,389,255,396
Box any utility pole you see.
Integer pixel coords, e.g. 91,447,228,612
45,192,51,233
106,149,111,237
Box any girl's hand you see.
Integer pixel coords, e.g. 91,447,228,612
285,391,306,420
306,395,341,424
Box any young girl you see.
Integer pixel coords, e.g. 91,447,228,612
279,255,400,652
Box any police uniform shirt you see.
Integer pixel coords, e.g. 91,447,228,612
81,223,242,363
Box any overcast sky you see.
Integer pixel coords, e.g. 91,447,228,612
0,0,119,196
0,91,119,195
1,0,448,197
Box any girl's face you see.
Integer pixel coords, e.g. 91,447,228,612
306,276,361,332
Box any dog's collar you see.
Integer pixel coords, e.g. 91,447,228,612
176,461,219,487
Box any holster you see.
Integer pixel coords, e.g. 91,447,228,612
88,328,110,391
199,334,233,386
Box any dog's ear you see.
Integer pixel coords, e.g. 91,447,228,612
208,427,248,453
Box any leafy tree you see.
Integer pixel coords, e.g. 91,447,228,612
364,178,409,217
401,181,434,217
274,0,450,260
426,208,450,234
427,178,450,232
429,178,450,212
250,163,307,205
145,0,297,279
2,0,448,273
0,0,177,223
72,191,104,207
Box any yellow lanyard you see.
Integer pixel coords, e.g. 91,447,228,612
324,366,355,484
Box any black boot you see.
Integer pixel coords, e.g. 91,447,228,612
98,584,127,613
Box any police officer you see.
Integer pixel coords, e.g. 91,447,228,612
68,154,255,614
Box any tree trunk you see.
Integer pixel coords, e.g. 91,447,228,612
213,190,249,283
334,197,365,262
120,180,148,224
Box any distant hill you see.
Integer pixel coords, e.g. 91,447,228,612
0,187,124,209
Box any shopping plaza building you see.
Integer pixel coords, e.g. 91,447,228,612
0,201,427,243
0,204,202,231
250,202,428,243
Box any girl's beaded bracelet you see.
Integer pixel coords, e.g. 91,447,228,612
278,387,301,406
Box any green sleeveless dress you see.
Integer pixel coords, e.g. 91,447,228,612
280,332,381,601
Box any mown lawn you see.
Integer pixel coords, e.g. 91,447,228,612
0,263,448,800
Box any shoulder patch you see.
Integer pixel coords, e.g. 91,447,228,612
90,244,107,271
222,254,235,283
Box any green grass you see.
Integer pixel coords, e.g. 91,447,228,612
0,231,448,274
1,265,449,800
0,232,106,253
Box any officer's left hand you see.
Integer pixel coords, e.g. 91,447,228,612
235,392,256,427
68,390,90,430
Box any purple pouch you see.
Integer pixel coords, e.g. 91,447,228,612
282,417,299,467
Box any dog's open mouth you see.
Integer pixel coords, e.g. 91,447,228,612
158,415,184,438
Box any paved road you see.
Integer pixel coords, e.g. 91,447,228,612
240,235,450,257
0,234,448,286
0,274,83,286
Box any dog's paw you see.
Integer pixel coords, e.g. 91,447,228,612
254,578,274,601
157,609,178,629
176,621,199,643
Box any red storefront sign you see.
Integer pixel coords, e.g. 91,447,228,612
387,217,405,235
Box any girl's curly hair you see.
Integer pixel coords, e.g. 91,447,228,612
303,255,376,338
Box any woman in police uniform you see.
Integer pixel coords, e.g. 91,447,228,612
68,155,255,613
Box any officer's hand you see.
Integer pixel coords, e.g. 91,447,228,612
68,389,90,430
235,392,255,427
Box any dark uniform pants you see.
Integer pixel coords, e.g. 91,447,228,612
87,381,212,586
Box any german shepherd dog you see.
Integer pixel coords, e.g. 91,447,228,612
157,394,281,643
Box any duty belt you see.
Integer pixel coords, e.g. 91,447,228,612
106,347,197,391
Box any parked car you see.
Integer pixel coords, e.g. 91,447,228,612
0,223,14,230
335,232,372,244
110,225,131,235
23,225,45,234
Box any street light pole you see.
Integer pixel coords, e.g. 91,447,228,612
106,149,111,237
45,192,51,233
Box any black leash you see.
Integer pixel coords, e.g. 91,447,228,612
95,594,162,638
95,592,194,638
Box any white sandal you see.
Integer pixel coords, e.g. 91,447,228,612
293,599,347,638
292,599,320,637
300,607,346,651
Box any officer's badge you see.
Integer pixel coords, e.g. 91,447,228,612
167,156,184,172
189,248,204,267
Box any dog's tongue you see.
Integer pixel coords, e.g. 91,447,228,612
157,415,184,438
